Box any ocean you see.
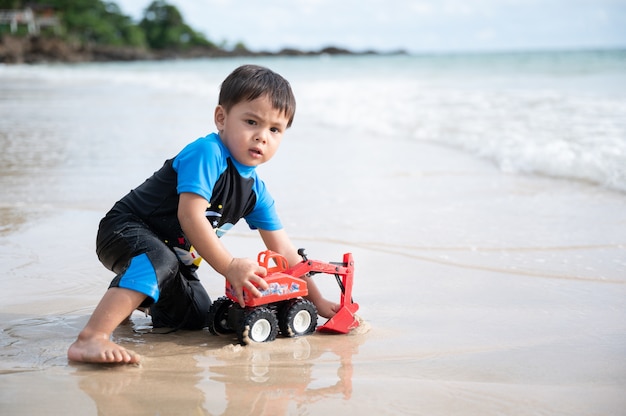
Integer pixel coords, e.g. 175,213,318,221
1,51,626,415
2,49,625,198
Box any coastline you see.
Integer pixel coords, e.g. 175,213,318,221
2,143,625,415
1,50,625,415
0,34,402,64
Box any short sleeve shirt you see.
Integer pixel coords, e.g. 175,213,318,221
110,133,282,252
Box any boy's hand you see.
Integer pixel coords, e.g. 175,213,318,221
313,298,340,320
224,258,269,307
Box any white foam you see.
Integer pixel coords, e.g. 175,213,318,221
3,52,624,192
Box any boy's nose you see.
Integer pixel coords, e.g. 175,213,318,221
255,132,267,143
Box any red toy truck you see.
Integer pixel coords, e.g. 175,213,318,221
208,249,359,344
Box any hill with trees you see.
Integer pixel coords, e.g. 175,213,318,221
0,0,375,63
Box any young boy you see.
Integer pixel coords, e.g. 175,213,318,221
68,65,339,364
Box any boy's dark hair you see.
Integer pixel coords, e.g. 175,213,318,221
219,65,296,127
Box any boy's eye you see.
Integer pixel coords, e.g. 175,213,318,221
270,127,280,133
246,119,256,125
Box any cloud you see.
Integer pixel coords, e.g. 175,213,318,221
115,0,626,52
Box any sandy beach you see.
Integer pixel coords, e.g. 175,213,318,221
2,142,625,415
1,56,626,415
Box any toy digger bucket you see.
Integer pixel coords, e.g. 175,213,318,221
318,302,359,334
317,252,360,334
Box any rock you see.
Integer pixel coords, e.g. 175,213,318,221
0,34,391,64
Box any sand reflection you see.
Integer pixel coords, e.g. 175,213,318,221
196,332,365,415
71,314,367,415
75,362,209,415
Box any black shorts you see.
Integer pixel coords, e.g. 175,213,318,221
96,212,210,330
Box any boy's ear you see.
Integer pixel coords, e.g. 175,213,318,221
214,105,226,130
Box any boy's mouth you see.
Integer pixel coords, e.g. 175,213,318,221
249,147,263,157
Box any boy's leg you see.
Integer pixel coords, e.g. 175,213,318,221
149,270,211,330
68,287,145,363
69,214,210,364
69,215,165,364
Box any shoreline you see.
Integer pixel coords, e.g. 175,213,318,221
1,35,623,66
0,34,406,64
1,51,624,415
2,175,625,414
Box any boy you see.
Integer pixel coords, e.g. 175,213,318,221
68,65,339,364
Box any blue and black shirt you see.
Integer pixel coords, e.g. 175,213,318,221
108,132,282,264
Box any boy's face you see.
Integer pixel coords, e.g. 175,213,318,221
215,95,289,167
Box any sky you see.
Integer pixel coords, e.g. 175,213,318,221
114,0,626,53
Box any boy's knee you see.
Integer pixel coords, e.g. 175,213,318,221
150,278,211,329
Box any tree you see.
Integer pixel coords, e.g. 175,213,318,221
1,0,219,52
139,0,213,50
0,0,21,8
7,0,147,47
61,0,147,46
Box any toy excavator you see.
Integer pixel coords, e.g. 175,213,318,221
208,248,359,344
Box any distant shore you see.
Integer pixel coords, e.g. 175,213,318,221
0,35,406,64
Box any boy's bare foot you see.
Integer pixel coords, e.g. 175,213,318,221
315,298,341,319
68,288,146,364
68,334,140,364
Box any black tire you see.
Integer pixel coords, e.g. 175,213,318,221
238,307,279,344
208,296,235,335
279,298,318,337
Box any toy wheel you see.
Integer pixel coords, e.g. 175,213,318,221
208,296,235,335
239,307,279,344
279,298,318,337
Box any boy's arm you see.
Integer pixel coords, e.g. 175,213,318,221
259,228,339,319
178,192,268,306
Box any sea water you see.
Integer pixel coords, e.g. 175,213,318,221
2,51,626,415
1,49,624,197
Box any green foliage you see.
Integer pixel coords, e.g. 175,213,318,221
67,0,147,46
139,0,213,50
1,0,223,51
233,42,249,52
0,0,21,8
1,0,145,47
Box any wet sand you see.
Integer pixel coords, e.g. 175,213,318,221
1,66,626,415
2,143,625,415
